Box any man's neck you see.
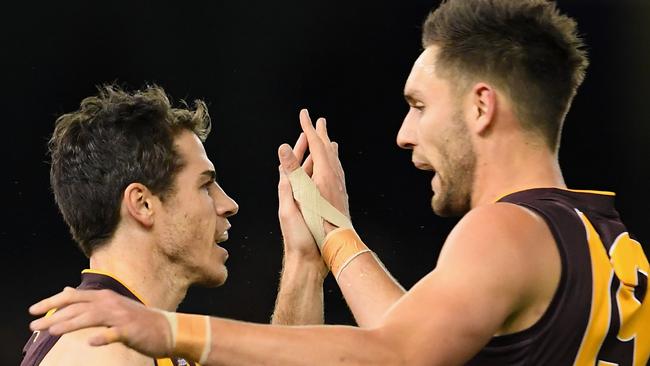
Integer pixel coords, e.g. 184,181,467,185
471,143,566,208
88,237,189,311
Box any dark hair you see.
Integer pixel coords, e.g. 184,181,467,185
422,0,589,149
49,84,211,256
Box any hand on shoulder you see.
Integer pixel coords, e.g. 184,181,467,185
39,326,152,366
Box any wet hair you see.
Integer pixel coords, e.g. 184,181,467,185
49,84,211,256
422,0,589,149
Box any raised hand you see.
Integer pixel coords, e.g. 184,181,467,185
278,109,350,234
277,132,327,278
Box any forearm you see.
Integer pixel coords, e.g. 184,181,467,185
205,318,400,366
321,228,405,327
271,255,325,325
337,252,405,327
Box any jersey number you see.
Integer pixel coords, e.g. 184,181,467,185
574,212,649,366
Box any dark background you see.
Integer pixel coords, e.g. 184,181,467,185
1,1,649,364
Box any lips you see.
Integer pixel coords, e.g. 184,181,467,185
216,232,228,244
412,157,437,193
412,159,434,172
215,224,231,244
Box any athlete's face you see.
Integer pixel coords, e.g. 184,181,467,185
397,46,476,217
157,130,238,287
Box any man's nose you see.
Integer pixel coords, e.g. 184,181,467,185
396,114,416,149
215,189,239,217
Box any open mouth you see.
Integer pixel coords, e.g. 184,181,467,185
215,231,229,244
412,159,435,173
215,223,231,245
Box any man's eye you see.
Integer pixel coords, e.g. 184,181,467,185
412,105,425,111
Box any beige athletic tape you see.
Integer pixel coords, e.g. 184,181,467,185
288,167,352,247
159,310,178,347
159,311,211,364
322,228,371,280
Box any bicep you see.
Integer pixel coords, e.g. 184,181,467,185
375,206,545,365
376,266,515,365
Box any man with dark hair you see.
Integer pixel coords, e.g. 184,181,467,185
21,85,241,365
28,1,650,365
23,84,326,365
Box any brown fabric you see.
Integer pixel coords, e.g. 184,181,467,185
466,188,647,365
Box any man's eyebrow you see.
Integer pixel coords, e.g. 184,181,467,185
404,93,422,105
200,170,217,182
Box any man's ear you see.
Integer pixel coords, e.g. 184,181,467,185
123,183,155,228
469,82,496,135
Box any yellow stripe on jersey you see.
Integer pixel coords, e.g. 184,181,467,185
565,189,616,196
573,211,613,366
610,233,650,365
81,269,148,305
573,210,650,366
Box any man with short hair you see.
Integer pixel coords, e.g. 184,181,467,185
22,84,327,365
20,85,241,366
28,1,650,365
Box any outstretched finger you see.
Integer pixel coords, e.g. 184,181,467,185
292,133,308,163
278,144,301,174
30,301,90,332
316,118,332,146
47,305,107,336
317,118,344,175
331,142,345,181
303,154,314,176
298,109,330,168
278,165,297,215
29,288,96,316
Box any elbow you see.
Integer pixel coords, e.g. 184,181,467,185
360,327,411,366
364,326,441,366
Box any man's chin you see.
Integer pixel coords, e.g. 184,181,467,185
195,267,228,287
431,195,468,218
431,195,451,217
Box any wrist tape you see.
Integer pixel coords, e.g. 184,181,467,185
159,311,211,364
322,228,371,279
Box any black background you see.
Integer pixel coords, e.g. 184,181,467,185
2,1,649,364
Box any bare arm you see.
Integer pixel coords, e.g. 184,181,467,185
29,204,559,365
271,254,325,325
334,252,405,327
202,204,557,365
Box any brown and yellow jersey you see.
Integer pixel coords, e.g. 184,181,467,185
21,270,199,366
467,188,649,366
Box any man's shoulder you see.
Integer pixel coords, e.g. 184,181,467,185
440,202,560,297
39,327,152,366
448,202,551,250
435,202,562,334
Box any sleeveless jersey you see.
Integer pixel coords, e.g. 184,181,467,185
21,270,199,366
466,188,649,366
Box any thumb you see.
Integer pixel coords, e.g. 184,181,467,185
278,144,301,173
278,165,294,207
89,327,121,346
